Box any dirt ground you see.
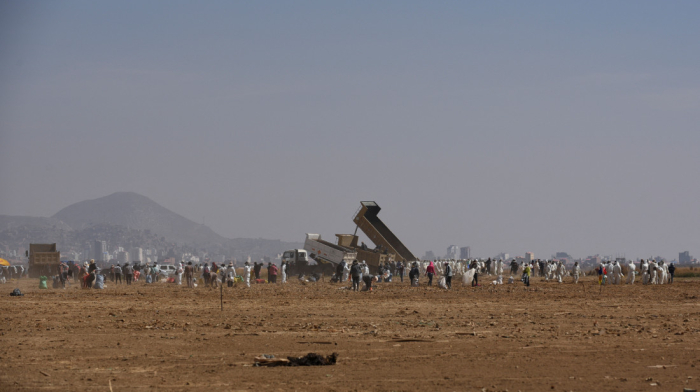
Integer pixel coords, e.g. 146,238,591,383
1,273,699,392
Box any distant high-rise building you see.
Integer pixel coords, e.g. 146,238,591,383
94,240,107,261
117,251,129,264
460,246,471,259
130,247,143,263
495,252,510,260
679,251,691,264
445,245,459,259
525,252,534,262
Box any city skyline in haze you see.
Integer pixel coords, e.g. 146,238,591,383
1,1,699,260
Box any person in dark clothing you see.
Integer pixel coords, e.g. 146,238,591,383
409,262,420,286
350,260,361,291
88,259,97,274
335,260,345,283
396,261,404,282
471,260,479,287
86,271,95,288
362,274,378,291
267,262,273,283
485,258,492,275
444,262,452,289
253,262,261,280
124,263,134,285
668,263,676,283
510,260,518,275
114,264,123,284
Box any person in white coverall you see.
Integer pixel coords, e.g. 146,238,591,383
626,260,636,284
244,261,252,288
281,261,287,283
361,261,369,279
572,262,581,283
176,262,184,285
342,262,350,283
641,260,649,285
495,259,503,284
612,261,622,285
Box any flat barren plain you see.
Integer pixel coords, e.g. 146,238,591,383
1,274,699,392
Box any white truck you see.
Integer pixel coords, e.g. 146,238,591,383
282,233,357,276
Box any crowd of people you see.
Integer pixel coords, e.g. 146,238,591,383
4,256,681,291
331,257,681,291
0,265,26,283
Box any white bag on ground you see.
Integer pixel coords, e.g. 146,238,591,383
438,276,448,289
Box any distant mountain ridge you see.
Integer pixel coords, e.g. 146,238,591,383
0,192,301,260
53,192,228,247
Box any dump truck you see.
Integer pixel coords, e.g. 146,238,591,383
352,201,416,263
286,201,416,276
28,243,61,278
283,234,357,276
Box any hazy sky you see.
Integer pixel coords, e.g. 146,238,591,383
1,1,699,260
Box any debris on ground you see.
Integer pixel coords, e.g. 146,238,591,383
254,352,338,367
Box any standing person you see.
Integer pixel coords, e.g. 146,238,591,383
114,263,123,284
471,260,479,287
572,261,581,284
409,262,420,286
350,260,361,292
88,259,97,275
176,262,184,285
485,258,492,275
225,263,235,287
184,262,194,288
668,263,676,283
151,263,160,282
266,262,272,283
202,263,211,286
270,263,278,283
59,262,69,288
110,265,116,282
244,261,252,288
124,263,134,285
523,263,531,287
444,262,452,289
597,264,604,285
510,259,518,275
626,260,636,284
396,261,404,283
342,261,350,283
335,260,345,283
426,261,436,286
254,262,261,280
281,261,287,283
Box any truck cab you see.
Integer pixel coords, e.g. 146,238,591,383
282,249,308,264
282,249,309,276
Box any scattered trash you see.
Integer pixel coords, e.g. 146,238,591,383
10,288,24,296
254,353,338,367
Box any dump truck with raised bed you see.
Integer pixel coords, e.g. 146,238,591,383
283,233,357,276
28,243,61,278
352,201,416,263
